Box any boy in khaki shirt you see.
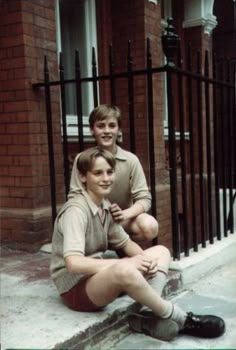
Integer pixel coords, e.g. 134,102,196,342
69,104,158,244
50,147,225,341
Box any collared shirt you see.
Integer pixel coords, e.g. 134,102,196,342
50,191,130,294
69,146,151,212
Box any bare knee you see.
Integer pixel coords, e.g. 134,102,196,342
156,245,171,261
138,215,159,241
145,244,171,263
113,261,141,287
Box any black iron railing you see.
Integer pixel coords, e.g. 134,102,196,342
33,20,235,260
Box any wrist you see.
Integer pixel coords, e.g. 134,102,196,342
122,209,130,221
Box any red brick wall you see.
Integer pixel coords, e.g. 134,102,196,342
0,0,64,251
0,0,217,254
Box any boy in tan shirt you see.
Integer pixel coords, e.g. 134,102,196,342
50,147,225,341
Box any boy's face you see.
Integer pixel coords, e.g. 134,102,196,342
90,116,119,151
80,156,115,204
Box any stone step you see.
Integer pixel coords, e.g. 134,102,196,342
56,270,183,350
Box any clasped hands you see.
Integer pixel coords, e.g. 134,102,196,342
125,254,158,279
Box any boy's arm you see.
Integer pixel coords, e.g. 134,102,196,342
65,255,118,275
122,239,144,257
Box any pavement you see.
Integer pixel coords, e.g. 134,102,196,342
1,233,236,350
109,258,236,350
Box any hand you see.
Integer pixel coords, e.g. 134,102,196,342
126,254,154,274
110,203,127,222
143,256,158,278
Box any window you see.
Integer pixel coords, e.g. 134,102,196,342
55,0,98,140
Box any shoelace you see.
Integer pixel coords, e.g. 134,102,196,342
186,312,201,328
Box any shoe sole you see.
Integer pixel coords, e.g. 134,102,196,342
127,312,179,341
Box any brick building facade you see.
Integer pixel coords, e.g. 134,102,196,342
0,0,234,252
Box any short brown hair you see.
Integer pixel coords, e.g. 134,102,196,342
89,104,122,129
77,147,116,176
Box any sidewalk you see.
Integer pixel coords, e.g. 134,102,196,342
1,234,236,350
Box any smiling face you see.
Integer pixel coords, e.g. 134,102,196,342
80,156,115,205
90,116,120,154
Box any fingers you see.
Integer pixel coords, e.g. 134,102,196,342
137,256,154,273
110,203,121,212
142,255,158,276
126,255,158,276
147,264,158,277
111,211,123,222
110,203,124,222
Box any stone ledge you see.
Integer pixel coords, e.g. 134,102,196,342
170,233,236,285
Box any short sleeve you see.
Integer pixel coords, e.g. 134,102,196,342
108,221,130,250
61,206,87,257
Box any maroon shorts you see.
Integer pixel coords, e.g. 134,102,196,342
61,278,103,312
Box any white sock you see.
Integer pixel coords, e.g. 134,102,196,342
169,304,187,329
148,270,168,296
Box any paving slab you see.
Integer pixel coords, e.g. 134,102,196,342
1,233,236,350
1,249,178,350
1,249,133,350
112,259,236,350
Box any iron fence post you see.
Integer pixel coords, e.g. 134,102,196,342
162,18,180,260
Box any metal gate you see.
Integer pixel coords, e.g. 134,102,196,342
33,20,235,260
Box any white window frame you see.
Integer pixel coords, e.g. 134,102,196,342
161,0,172,134
55,0,98,142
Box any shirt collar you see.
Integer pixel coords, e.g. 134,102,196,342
115,146,128,161
82,191,110,216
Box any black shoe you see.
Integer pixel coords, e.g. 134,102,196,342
180,312,225,338
127,310,179,341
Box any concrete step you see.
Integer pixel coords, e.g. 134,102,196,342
1,249,181,350
2,234,235,350
54,270,182,350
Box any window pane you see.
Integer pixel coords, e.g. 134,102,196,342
59,0,98,116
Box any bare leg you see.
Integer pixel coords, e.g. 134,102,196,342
86,247,172,317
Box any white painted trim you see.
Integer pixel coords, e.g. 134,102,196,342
84,0,99,112
55,0,99,136
183,14,217,35
148,0,158,4
161,0,172,127
183,0,217,35
164,128,190,141
55,0,61,60
63,114,93,142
